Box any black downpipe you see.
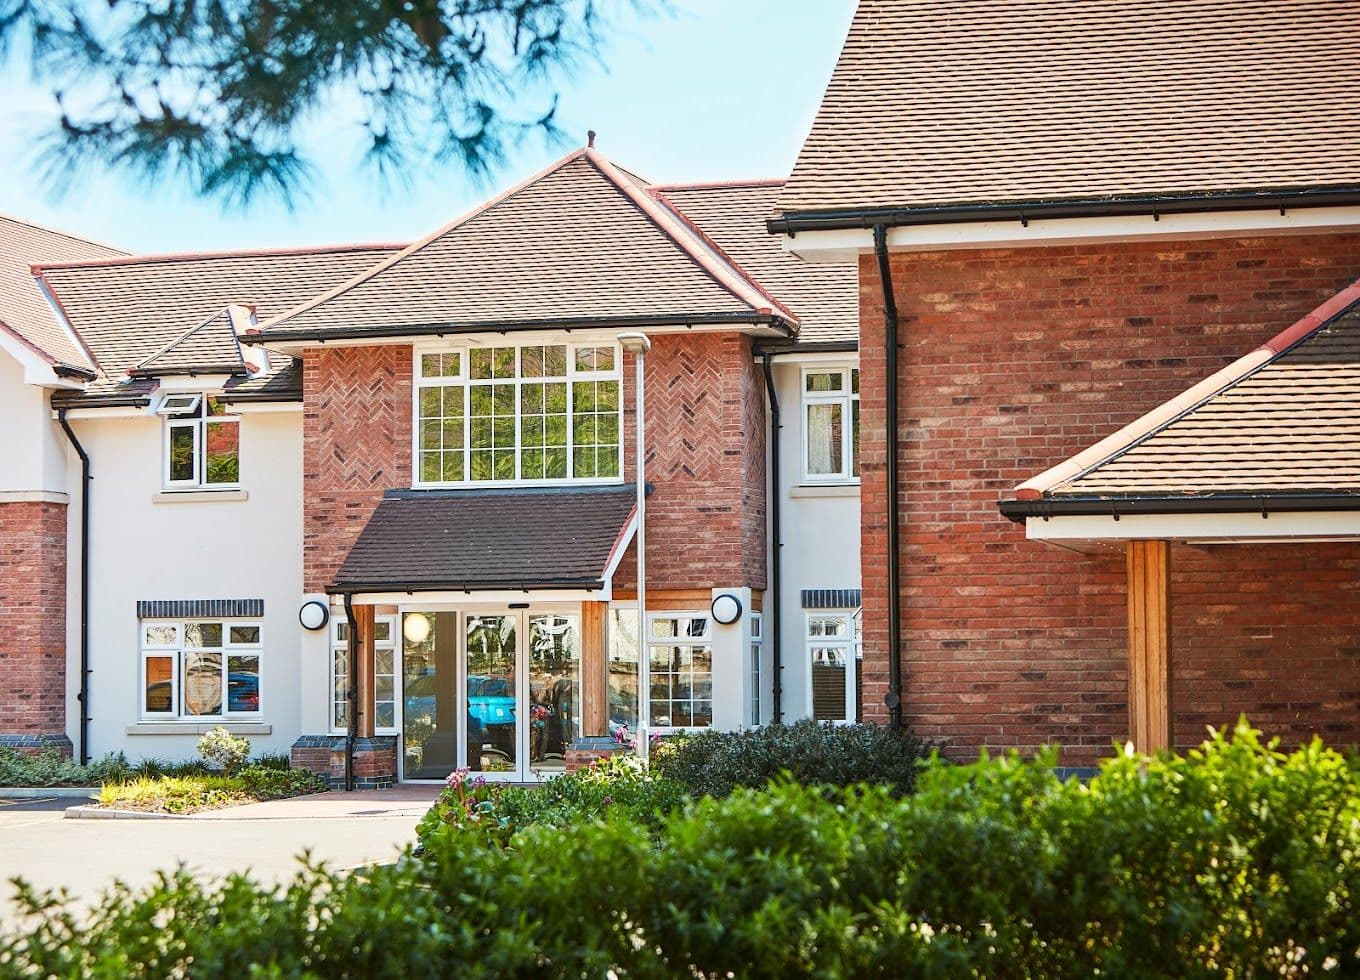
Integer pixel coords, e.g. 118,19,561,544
342,593,359,791
56,409,91,765
873,225,904,732
760,352,783,723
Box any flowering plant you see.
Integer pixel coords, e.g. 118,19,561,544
531,705,550,722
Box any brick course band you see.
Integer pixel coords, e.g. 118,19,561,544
136,598,264,619
802,588,863,609
0,733,74,757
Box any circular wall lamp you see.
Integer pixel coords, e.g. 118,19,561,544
403,612,432,645
298,600,330,631
710,593,743,626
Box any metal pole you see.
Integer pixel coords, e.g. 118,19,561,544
618,333,651,760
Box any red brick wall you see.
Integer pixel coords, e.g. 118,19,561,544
615,331,766,591
0,501,68,739
303,346,412,593
858,232,1360,764
304,334,764,595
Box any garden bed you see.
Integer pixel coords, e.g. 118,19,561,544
93,767,328,815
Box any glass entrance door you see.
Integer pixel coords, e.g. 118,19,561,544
401,609,581,781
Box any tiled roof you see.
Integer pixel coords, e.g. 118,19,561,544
255,149,798,341
332,486,638,592
1009,282,1360,504
655,181,858,346
133,307,247,376
0,214,124,372
777,0,1360,220
35,243,401,375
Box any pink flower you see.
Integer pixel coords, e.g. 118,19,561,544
445,767,470,789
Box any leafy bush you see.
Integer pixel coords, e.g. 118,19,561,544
6,723,1359,976
196,727,251,776
248,751,292,772
237,765,328,799
654,719,931,798
97,766,327,814
416,755,687,852
0,748,133,787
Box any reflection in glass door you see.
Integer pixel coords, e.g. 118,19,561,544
465,614,518,775
529,614,580,774
402,611,457,780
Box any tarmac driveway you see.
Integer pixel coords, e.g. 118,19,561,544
0,787,439,926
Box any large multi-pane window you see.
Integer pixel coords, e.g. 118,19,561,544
807,609,863,724
415,343,622,485
802,365,860,482
649,613,713,729
157,393,240,490
140,619,261,719
330,616,396,733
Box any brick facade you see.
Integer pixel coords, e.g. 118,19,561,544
0,500,70,752
858,232,1360,764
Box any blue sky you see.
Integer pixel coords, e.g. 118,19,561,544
0,1,854,253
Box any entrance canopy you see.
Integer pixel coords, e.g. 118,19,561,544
330,485,638,596
1001,280,1360,548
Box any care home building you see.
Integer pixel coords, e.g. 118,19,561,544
0,147,862,785
772,0,1360,763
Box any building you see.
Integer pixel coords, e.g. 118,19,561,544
772,0,1360,763
0,147,862,784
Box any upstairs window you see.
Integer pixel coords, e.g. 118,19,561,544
802,366,860,482
415,343,622,486
159,394,240,489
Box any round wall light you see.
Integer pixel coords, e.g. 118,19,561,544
403,612,432,645
710,593,743,626
298,600,329,631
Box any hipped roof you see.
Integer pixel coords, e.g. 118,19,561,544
776,0,1360,224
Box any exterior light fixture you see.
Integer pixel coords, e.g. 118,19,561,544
711,593,743,626
617,331,652,760
403,612,432,645
298,600,330,631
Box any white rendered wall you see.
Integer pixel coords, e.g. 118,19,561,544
64,406,304,762
771,358,861,723
0,351,70,496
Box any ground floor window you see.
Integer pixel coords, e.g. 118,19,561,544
649,613,713,729
140,619,262,720
750,613,763,727
331,616,396,733
807,609,862,723
607,606,639,731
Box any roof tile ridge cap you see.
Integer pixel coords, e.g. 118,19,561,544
1011,348,1274,500
585,147,796,323
255,148,593,332
32,268,102,373
30,240,405,274
0,213,128,256
652,186,801,323
1258,279,1360,355
649,177,786,191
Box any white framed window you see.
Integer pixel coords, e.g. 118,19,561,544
801,365,860,482
413,342,623,487
806,609,863,724
139,619,262,720
648,613,712,729
160,394,240,490
750,613,763,727
330,616,397,734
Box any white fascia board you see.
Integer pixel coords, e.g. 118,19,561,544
0,331,78,388
758,350,859,366
1026,511,1360,545
52,406,150,421
780,206,1360,262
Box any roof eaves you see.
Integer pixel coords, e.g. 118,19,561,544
999,492,1360,523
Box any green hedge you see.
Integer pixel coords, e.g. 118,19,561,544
4,724,1358,977
653,719,930,798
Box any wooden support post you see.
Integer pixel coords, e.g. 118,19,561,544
581,601,608,737
354,604,376,738
1126,539,1172,754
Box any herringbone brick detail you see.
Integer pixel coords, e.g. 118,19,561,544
0,501,68,739
304,346,412,592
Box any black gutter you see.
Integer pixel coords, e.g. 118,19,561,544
50,396,153,411
760,352,783,724
243,310,797,346
755,339,859,355
128,364,251,379
873,225,903,732
53,364,98,381
341,593,358,792
1000,493,1360,522
56,409,91,765
769,185,1360,235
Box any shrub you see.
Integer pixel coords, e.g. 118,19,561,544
237,765,328,799
415,755,687,852
653,719,931,798
248,752,292,771
0,748,133,787
196,727,251,776
6,723,1359,976
98,775,248,814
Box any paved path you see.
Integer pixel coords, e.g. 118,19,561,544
0,787,441,927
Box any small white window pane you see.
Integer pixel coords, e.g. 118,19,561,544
851,368,860,394
806,403,845,475
144,655,174,713
228,625,260,645
185,622,223,647
168,423,197,482
156,393,202,416
805,371,844,394
373,620,392,643
182,652,223,715
143,624,179,647
226,655,260,712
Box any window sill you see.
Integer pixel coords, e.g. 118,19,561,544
152,489,249,504
790,483,860,499
126,722,271,736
